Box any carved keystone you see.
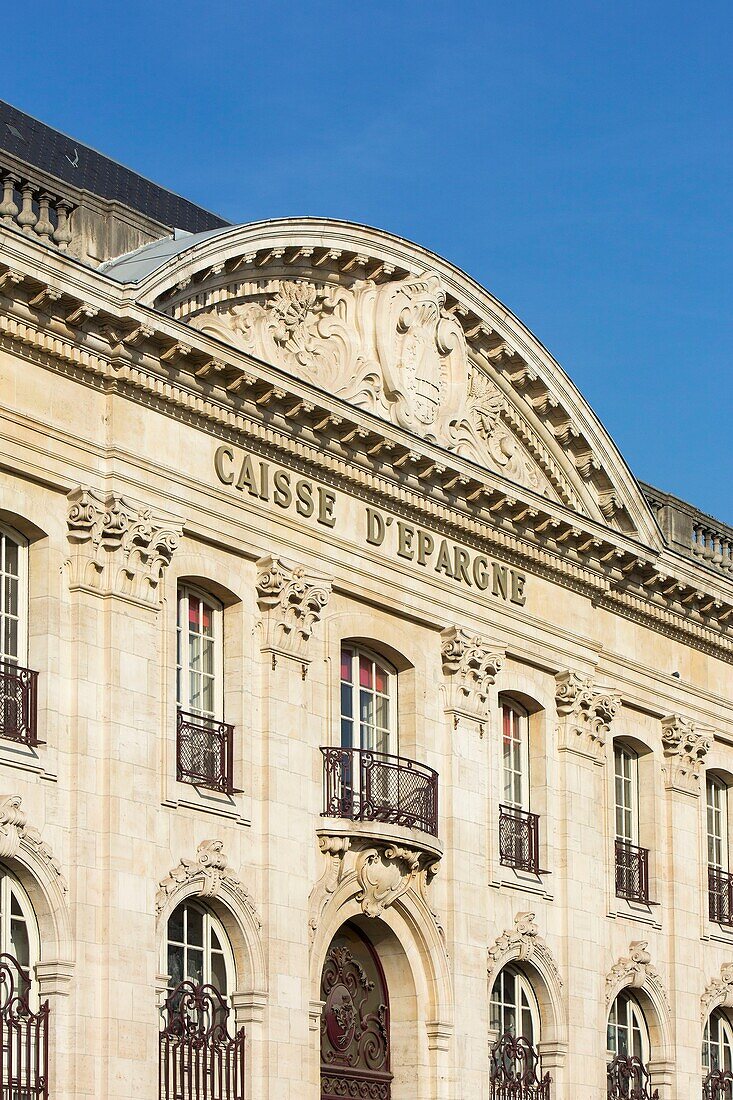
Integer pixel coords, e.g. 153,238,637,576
555,670,620,763
255,555,331,663
661,714,711,795
440,626,503,722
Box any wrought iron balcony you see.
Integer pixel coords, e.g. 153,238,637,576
321,746,439,837
0,660,39,746
607,1054,659,1099
709,866,733,926
159,980,244,1100
490,1032,551,1099
703,1068,733,1099
499,805,544,875
0,953,49,1100
615,839,651,904
176,710,237,795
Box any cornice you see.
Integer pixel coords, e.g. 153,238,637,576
0,240,730,662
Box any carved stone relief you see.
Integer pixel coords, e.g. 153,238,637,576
660,714,711,794
605,940,669,1014
188,273,558,499
701,963,733,1021
66,486,181,605
308,834,442,938
487,911,563,991
0,795,68,895
555,671,620,763
255,554,331,663
440,626,503,722
156,839,261,926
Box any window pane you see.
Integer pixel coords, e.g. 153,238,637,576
201,603,213,636
359,656,373,689
360,690,374,726
168,945,184,987
211,951,227,996
341,649,352,683
169,905,185,944
186,947,204,984
375,694,389,732
202,638,214,676
4,577,17,618
4,541,18,575
3,618,17,661
374,665,388,694
10,918,29,969
340,682,352,719
186,906,203,947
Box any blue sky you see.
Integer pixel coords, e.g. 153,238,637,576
5,1,732,521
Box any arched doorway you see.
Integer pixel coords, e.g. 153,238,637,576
320,922,393,1100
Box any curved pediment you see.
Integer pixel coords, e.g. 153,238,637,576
124,219,660,541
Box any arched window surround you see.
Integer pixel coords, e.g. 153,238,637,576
703,1008,733,1072
165,898,236,999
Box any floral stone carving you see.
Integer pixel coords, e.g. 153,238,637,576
255,554,331,662
440,626,503,722
66,486,181,605
487,912,563,991
702,963,733,1021
605,941,669,1014
555,670,620,762
0,795,68,894
189,273,554,498
660,714,711,794
156,839,261,926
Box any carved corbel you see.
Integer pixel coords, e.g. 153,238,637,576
65,486,181,605
255,554,331,668
440,625,504,728
355,845,422,917
660,714,711,795
156,840,261,926
555,670,620,763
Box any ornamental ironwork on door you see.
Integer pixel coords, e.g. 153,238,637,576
0,952,49,1100
159,980,245,1100
320,924,392,1100
489,1032,551,1099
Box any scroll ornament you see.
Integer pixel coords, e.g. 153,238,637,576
555,670,620,762
255,554,331,662
440,626,504,722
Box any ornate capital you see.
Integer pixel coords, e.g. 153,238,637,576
555,670,620,762
661,714,711,794
156,840,261,926
66,486,181,605
255,554,331,663
440,626,503,721
702,964,733,1021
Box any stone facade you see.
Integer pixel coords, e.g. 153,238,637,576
0,126,732,1100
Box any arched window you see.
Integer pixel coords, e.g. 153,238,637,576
607,990,648,1061
340,645,397,756
0,869,39,974
176,585,223,719
166,900,235,998
704,1009,733,1072
0,525,26,667
490,966,539,1045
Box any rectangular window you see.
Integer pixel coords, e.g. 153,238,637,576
502,703,529,810
708,779,728,871
614,745,638,844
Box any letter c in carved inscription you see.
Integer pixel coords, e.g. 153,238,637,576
214,446,235,485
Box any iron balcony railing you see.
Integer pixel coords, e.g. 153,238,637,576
176,711,237,796
489,1033,551,1099
703,1068,733,1099
0,952,49,1100
709,867,733,926
0,661,39,747
607,1054,659,1099
321,746,439,837
615,839,651,904
159,980,245,1100
499,805,544,875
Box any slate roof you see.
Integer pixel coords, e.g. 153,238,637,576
0,100,229,234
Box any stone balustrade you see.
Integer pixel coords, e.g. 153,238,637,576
0,169,75,250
